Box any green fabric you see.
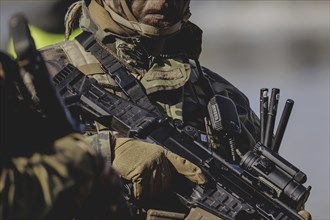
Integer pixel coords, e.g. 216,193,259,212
84,131,113,165
139,58,191,120
141,58,191,94
157,101,184,121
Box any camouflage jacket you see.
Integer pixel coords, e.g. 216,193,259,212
39,0,260,160
0,134,97,219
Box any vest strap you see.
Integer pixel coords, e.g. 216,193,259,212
76,31,161,115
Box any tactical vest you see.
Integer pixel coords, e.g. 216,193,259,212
40,38,260,154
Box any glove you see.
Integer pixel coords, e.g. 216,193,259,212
298,210,312,220
112,137,206,200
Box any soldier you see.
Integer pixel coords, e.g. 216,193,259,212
0,51,128,219
37,0,311,219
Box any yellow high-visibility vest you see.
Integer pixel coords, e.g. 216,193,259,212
8,24,81,57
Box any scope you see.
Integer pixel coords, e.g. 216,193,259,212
240,143,311,210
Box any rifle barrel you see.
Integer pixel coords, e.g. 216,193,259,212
272,99,294,152
264,88,280,147
260,88,269,144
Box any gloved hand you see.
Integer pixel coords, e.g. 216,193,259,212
112,137,206,200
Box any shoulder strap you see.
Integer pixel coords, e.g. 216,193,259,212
75,32,161,115
189,59,215,103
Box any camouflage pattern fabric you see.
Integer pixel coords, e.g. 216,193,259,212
0,133,97,219
40,39,260,159
84,130,113,166
37,0,261,211
140,58,191,95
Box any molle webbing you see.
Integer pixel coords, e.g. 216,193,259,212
181,60,215,129
76,31,161,115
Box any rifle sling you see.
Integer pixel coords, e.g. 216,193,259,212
76,31,161,115
53,64,210,164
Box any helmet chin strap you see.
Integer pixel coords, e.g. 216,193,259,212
102,0,191,37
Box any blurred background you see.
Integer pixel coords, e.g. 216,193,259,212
0,0,329,219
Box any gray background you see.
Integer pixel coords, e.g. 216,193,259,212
0,1,329,219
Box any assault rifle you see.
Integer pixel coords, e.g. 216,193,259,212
52,62,311,219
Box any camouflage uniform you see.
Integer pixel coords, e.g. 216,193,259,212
0,133,129,220
0,50,125,219
37,0,260,218
40,0,260,159
0,134,95,219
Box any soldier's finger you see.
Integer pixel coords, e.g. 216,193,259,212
164,150,206,185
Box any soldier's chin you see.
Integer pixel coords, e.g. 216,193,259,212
141,16,174,29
